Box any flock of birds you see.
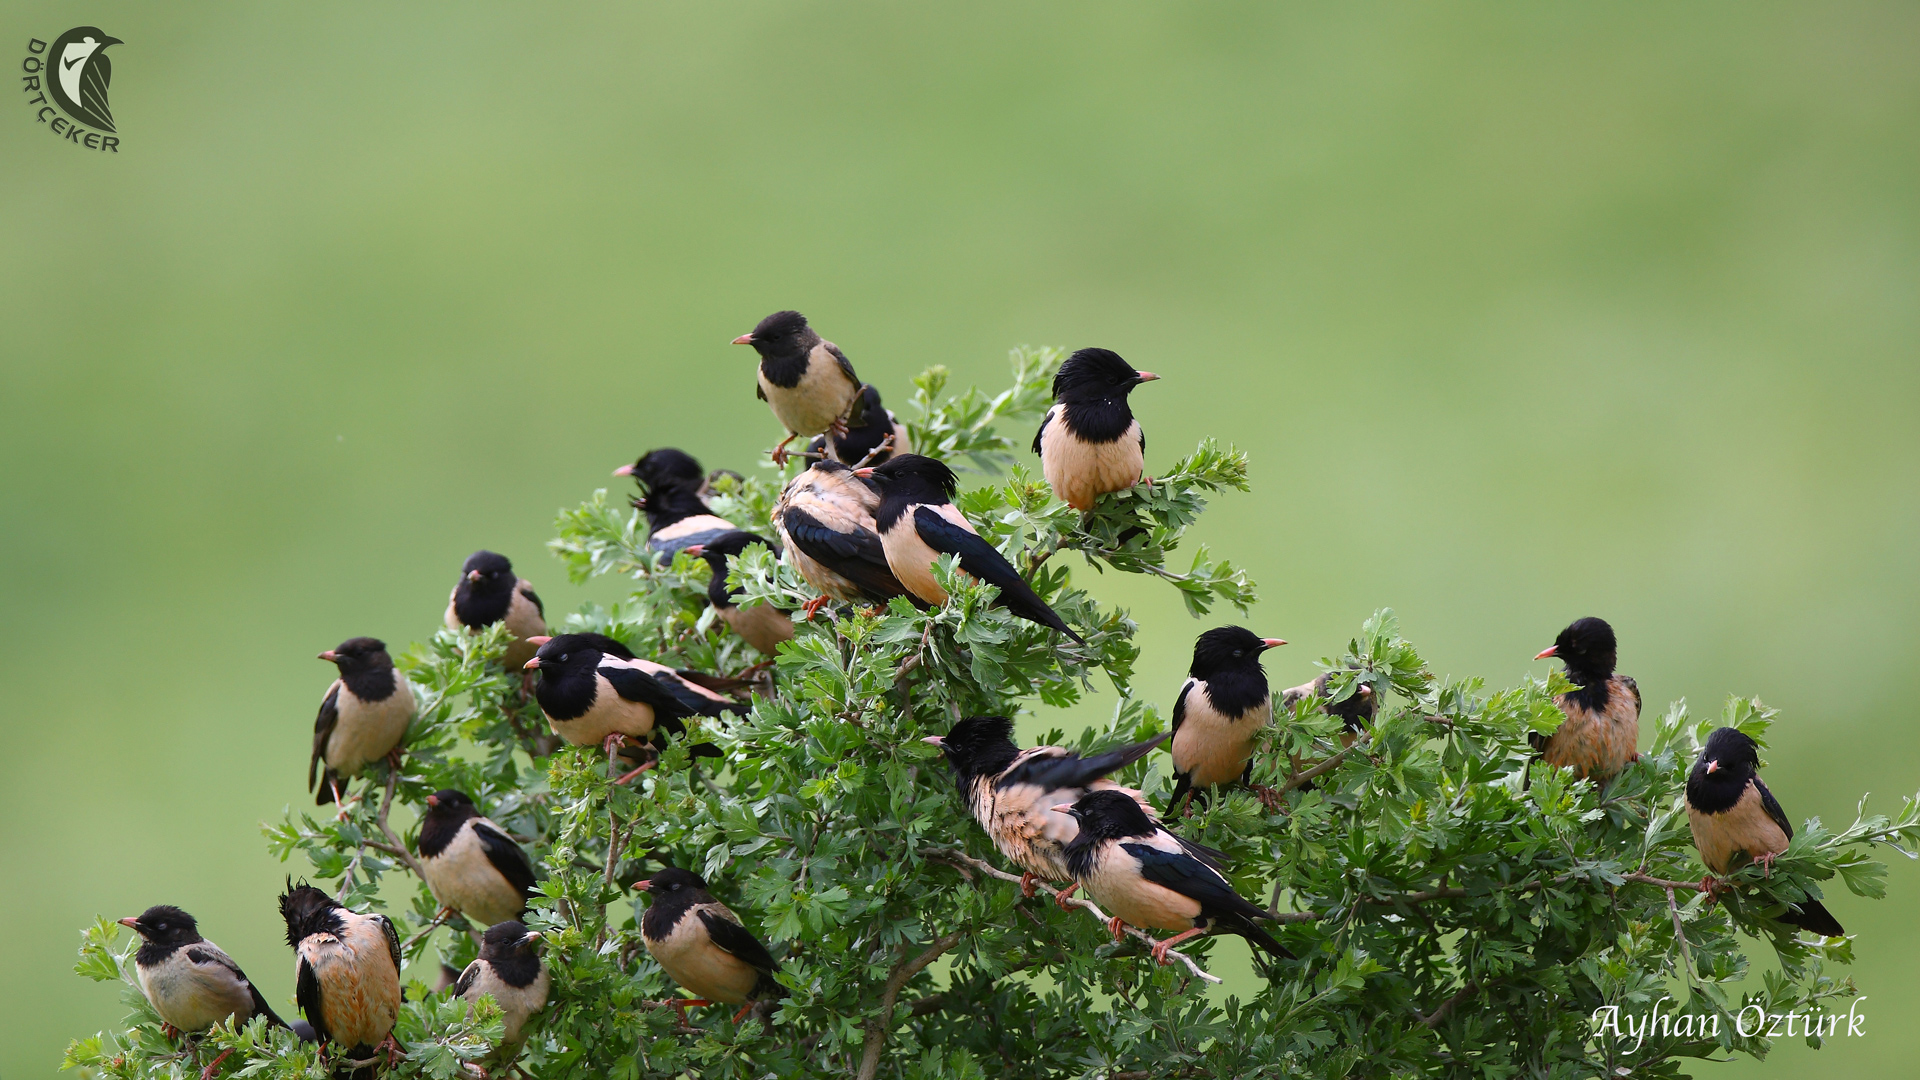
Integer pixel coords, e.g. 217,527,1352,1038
106,310,1846,1075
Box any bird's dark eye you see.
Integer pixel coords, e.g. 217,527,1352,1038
558,654,569,663
1233,649,1244,658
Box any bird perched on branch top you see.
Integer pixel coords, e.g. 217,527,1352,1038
926,716,1174,906
416,789,537,929
733,310,865,465
1167,626,1287,810
121,905,285,1055
310,638,415,808
1531,617,1640,783
636,867,785,1025
771,459,917,620
858,454,1084,644
806,383,911,467
616,448,739,557
278,882,401,1063
1033,348,1159,511
454,920,549,1044
1058,790,1293,966
1685,727,1845,937
526,633,736,782
446,551,547,673
686,531,795,656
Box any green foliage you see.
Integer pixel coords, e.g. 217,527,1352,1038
64,350,1920,1079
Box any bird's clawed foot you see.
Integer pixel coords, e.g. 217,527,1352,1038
1054,883,1080,911
670,998,712,1028
1251,784,1286,812
828,416,851,439
1756,851,1777,879
378,1034,405,1069
1148,928,1203,966
1018,872,1039,899
801,595,831,621
770,436,798,467
161,1023,182,1042
1699,875,1723,902
198,1048,235,1080
1106,916,1127,943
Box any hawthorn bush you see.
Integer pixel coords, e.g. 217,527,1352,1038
65,346,1920,1079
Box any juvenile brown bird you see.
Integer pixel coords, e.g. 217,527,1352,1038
771,459,915,619
446,551,547,672
416,789,537,929
925,716,1172,906
733,310,865,465
310,638,416,807
859,455,1084,643
687,531,796,656
616,448,739,557
454,920,549,1045
121,905,285,1051
1058,790,1293,965
526,633,735,781
1167,627,1287,810
635,867,784,1024
1033,348,1159,510
1686,727,1845,937
1531,617,1640,783
806,383,911,467
279,882,402,1061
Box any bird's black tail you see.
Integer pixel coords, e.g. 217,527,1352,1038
247,983,288,1030
314,769,344,807
1061,732,1171,790
1782,898,1845,938
1003,588,1085,645
1165,772,1209,816
1229,916,1296,963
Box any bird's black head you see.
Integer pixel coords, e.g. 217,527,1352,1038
1538,617,1617,687
119,905,201,947
693,530,775,564
1058,789,1157,840
923,716,1021,781
736,310,818,361
278,880,344,947
1189,626,1285,679
526,632,632,676
635,867,713,905
477,919,542,960
861,454,958,504
1053,348,1159,403
319,636,391,674
460,551,517,595
620,448,705,493
423,788,478,822
1688,727,1762,812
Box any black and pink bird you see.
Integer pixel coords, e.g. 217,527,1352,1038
1531,617,1640,783
1167,627,1287,809
616,448,739,557
771,459,916,619
1032,348,1158,511
525,633,737,781
686,531,795,656
734,310,865,465
1686,727,1844,938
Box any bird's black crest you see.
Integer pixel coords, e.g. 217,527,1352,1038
278,880,344,948
534,632,634,663
629,448,705,493
1053,348,1144,401
867,454,958,502
698,530,776,560
751,310,809,342
1189,626,1274,679
1550,617,1617,686
462,550,514,578
743,310,818,362
934,716,1021,781
1064,789,1158,839
1687,727,1762,814
420,789,480,857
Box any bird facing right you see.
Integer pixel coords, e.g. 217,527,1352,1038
1685,726,1845,937
1167,626,1287,810
1032,348,1159,511
1531,617,1641,783
454,920,549,1045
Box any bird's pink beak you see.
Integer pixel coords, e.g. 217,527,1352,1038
731,334,754,345
117,917,139,929
1534,646,1558,660
634,880,652,892
1049,804,1075,815
853,467,875,478
1261,638,1287,649
426,794,440,807
685,545,706,557
1705,760,1720,774
528,636,551,647
318,651,338,662
922,736,945,746
1135,371,1161,382
468,569,483,582
524,658,541,669
613,464,635,476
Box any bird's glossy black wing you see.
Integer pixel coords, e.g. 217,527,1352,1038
1000,734,1169,793
1170,680,1193,737
598,663,695,719
452,960,481,998
309,685,340,792
379,914,402,977
910,507,1083,643
653,670,748,718
186,946,285,1026
1617,674,1641,714
824,342,860,387
756,382,767,402
518,581,544,617
696,909,779,975
294,956,327,1042
1753,777,1794,841
782,506,909,602
472,821,538,899
1032,408,1051,455
1121,841,1268,922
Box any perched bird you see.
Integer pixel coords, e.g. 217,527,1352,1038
1057,790,1292,965
805,383,911,467
1277,670,1377,785
925,716,1172,905
1167,627,1287,809
445,551,547,672
771,459,916,618
687,531,795,656
416,790,537,929
310,638,416,807
858,455,1084,643
454,920,549,1044
635,867,784,1024
616,448,739,557
1531,617,1640,783
279,882,402,1060
1032,348,1159,511
526,633,735,781
733,310,865,464
120,905,284,1047
1686,727,1845,937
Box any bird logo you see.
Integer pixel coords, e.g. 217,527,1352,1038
45,27,122,133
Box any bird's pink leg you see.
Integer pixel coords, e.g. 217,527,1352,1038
1251,784,1286,811
199,1048,235,1080
1053,883,1080,911
161,1023,181,1041
769,435,798,466
802,595,831,620
731,1003,755,1024
330,779,351,821
378,1034,405,1068
1756,851,1777,879
671,999,712,1027
1150,928,1205,965
1018,872,1039,899
1106,916,1128,943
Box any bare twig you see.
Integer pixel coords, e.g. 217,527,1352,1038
923,848,1223,985
857,931,966,1080
375,765,428,882
1278,733,1372,797
1418,980,1481,1027
1665,887,1698,985
402,909,452,953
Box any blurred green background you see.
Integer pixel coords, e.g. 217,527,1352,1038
4,2,1916,1075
